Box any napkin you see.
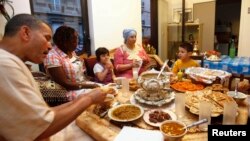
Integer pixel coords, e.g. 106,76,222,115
114,126,164,141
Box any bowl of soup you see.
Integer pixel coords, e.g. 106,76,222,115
160,120,187,141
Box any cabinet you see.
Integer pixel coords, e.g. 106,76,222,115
167,23,203,60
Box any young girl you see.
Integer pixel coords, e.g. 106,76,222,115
172,42,200,74
93,47,115,84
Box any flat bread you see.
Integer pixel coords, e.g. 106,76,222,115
207,92,234,107
101,87,116,95
185,90,232,117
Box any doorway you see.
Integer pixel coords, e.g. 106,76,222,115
141,0,158,54
215,0,241,55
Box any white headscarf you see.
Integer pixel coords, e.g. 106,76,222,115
123,28,137,43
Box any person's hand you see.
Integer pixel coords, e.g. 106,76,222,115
105,62,114,70
132,59,142,68
87,88,108,104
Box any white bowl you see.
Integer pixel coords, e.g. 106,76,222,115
108,104,144,122
160,120,187,141
227,91,247,103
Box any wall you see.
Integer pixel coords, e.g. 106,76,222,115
0,0,37,70
238,0,250,57
87,0,142,55
193,1,215,52
0,0,31,39
158,0,168,61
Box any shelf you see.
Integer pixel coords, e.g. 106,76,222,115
167,23,203,60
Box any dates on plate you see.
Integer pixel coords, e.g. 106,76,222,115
149,110,171,123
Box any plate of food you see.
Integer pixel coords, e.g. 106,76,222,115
108,104,144,122
143,109,177,127
133,89,175,106
185,67,231,84
206,55,221,62
185,90,235,117
170,81,204,92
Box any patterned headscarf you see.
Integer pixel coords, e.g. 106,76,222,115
123,28,137,43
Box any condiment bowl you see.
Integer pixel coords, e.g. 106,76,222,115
227,91,247,103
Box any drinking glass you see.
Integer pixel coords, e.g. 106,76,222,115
121,78,130,98
198,101,211,131
132,67,139,80
175,93,186,119
222,101,237,125
114,77,124,89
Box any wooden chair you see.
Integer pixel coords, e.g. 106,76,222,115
83,56,97,80
109,48,117,59
174,53,204,67
191,55,204,67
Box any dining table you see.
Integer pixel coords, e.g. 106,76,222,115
76,86,249,141
204,55,250,75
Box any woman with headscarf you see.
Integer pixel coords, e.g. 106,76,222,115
113,28,150,78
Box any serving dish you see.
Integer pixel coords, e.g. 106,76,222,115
170,81,204,92
185,67,231,84
134,89,175,106
206,55,221,62
143,109,177,127
227,91,247,103
108,104,144,122
185,90,234,117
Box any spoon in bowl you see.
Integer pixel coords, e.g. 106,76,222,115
234,83,238,98
181,119,208,130
157,60,168,79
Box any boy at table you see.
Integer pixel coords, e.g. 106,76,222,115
172,42,200,74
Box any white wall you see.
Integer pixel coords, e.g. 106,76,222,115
87,0,142,55
238,0,250,57
0,0,38,70
0,0,31,39
158,0,168,61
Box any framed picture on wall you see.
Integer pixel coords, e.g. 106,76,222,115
173,8,193,23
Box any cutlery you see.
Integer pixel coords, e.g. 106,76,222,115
157,60,168,79
234,83,238,98
181,118,208,130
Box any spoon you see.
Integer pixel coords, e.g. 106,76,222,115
181,119,208,130
157,60,168,79
234,83,238,98
100,101,120,118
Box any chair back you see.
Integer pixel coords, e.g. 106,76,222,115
191,55,204,67
84,56,97,78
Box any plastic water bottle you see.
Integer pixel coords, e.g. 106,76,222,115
229,39,236,58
